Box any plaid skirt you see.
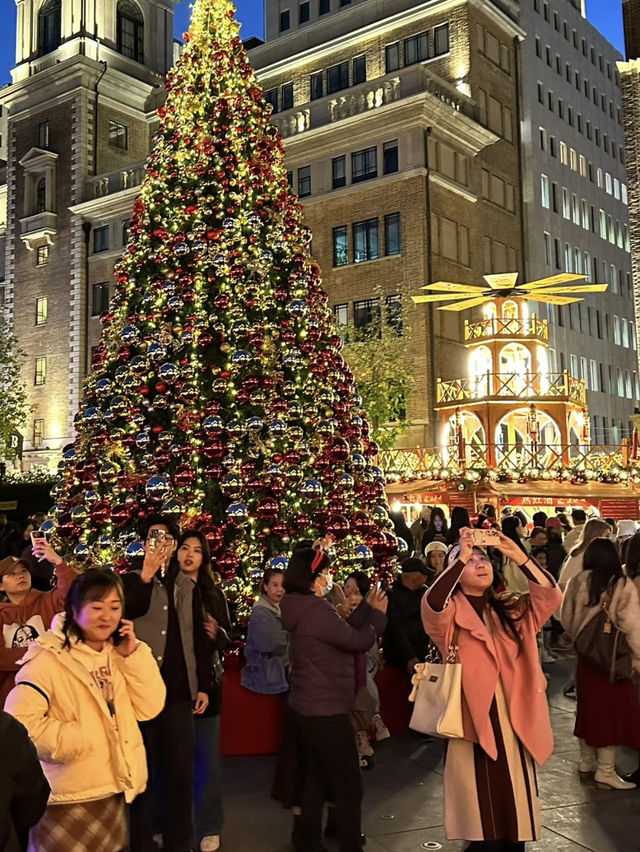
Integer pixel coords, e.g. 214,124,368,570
29,793,127,852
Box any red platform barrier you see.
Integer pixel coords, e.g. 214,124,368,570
220,656,412,756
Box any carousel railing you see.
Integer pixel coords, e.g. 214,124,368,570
379,442,630,478
464,317,549,342
437,371,587,405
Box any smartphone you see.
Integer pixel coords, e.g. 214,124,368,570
30,530,46,547
471,528,499,547
112,621,124,646
147,529,166,552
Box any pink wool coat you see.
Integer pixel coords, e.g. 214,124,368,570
421,571,563,766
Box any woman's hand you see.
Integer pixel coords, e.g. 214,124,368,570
32,539,63,566
366,586,388,614
113,619,137,658
193,692,209,715
458,527,474,565
140,541,172,583
493,531,528,565
204,614,218,641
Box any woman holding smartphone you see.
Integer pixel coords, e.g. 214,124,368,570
5,569,166,852
422,528,562,851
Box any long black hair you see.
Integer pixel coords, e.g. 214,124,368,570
447,506,470,546
177,529,226,622
283,546,330,595
62,569,124,649
584,538,623,606
501,515,527,555
423,507,448,548
624,532,640,580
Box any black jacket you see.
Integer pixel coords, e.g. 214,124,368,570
382,578,430,670
0,711,49,851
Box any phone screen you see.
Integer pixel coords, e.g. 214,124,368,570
31,530,46,546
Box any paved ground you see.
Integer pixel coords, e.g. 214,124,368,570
219,656,640,852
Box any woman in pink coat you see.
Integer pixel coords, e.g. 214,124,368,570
422,528,562,851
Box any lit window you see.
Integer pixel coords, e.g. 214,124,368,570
35,297,48,326
34,357,46,386
33,419,45,448
109,120,128,150
36,246,49,266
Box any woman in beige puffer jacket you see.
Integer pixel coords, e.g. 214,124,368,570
5,568,166,852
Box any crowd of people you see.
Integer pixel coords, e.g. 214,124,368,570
0,501,639,852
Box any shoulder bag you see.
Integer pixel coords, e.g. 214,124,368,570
408,627,464,739
573,597,633,683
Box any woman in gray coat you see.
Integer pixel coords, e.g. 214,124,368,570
242,568,288,695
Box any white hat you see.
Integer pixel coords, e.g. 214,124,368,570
616,519,637,540
424,540,448,557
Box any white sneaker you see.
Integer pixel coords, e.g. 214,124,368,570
541,649,557,663
200,836,220,852
372,713,391,742
356,730,374,757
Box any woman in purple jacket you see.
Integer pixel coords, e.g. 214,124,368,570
281,545,388,852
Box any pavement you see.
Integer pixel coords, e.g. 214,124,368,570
218,656,640,852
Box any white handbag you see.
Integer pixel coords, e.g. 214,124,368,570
408,628,464,739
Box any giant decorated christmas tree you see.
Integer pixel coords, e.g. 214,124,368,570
50,0,403,598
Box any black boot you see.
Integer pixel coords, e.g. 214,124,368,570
622,764,640,785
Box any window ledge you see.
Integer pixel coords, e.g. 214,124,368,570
19,212,57,250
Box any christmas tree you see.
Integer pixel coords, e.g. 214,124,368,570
50,0,404,601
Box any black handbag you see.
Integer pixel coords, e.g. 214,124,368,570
574,599,633,682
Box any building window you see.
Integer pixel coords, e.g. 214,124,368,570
299,2,310,23
543,232,551,265
297,166,311,198
35,297,48,326
265,89,279,113
327,61,349,94
38,121,50,149
286,171,293,188
383,140,398,174
36,178,46,214
334,303,349,328
93,226,110,253
117,0,144,63
319,0,330,13
540,174,549,208
34,357,46,386
332,156,346,189
109,120,128,150
386,295,403,335
281,83,294,111
404,31,430,65
353,55,366,85
33,419,45,448
434,23,450,56
310,72,323,100
354,297,381,330
280,9,290,31
351,146,377,183
36,245,49,266
353,219,379,263
37,0,61,57
92,283,110,316
385,43,400,73
333,226,348,266
384,213,401,255
590,360,599,392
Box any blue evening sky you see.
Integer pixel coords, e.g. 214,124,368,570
0,0,625,85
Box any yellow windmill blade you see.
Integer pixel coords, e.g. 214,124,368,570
519,273,586,290
412,293,475,304
423,281,486,293
527,283,608,295
437,296,493,311
483,273,519,290
522,293,583,305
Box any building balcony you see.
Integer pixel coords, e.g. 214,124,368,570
85,162,146,201
436,371,587,406
271,64,476,140
19,211,57,249
465,317,549,343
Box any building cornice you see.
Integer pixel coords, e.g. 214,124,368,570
69,187,139,220
618,59,640,75
280,91,498,160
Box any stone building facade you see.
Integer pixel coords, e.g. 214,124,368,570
520,0,639,446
